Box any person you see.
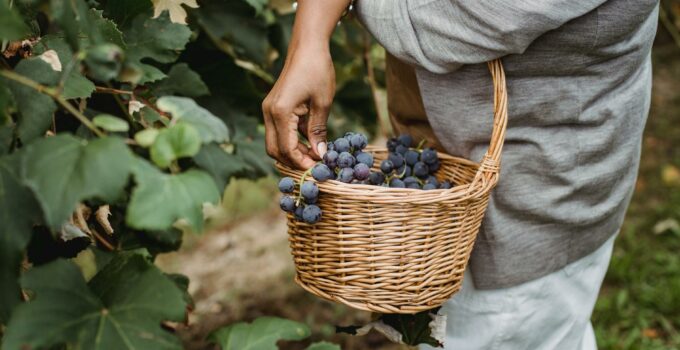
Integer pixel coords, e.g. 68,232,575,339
262,0,660,348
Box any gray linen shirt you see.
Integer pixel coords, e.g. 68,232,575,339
356,0,659,289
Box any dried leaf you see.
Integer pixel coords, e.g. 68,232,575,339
96,205,114,235
128,100,144,115
38,50,62,72
152,0,199,25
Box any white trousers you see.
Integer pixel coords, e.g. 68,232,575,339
422,234,616,350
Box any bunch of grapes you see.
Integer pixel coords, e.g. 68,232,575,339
278,132,452,224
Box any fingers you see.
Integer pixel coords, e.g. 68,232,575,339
307,96,330,159
270,101,317,170
262,98,280,161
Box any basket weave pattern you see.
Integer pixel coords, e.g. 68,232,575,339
276,60,508,314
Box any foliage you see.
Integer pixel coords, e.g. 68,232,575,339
209,317,340,350
0,0,377,348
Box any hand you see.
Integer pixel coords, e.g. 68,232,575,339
262,43,335,170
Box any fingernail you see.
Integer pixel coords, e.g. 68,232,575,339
317,142,327,157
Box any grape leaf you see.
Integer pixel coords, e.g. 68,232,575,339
0,0,30,41
0,161,41,323
122,11,192,84
127,159,220,232
50,0,102,51
245,0,268,14
151,0,199,25
152,63,210,97
18,135,134,229
104,0,153,27
150,122,201,168
5,58,59,142
209,317,311,350
2,254,187,349
156,96,229,144
194,1,271,66
34,35,96,100
306,342,342,350
93,114,129,132
193,143,249,191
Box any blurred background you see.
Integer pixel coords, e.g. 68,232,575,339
154,1,680,349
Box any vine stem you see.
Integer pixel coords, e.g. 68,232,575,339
0,69,106,137
95,86,133,95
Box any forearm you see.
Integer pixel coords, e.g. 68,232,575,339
287,0,351,55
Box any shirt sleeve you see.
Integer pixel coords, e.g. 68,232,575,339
355,0,606,73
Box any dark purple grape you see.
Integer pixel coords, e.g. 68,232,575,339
380,159,394,174
354,163,370,180
350,133,368,150
421,148,438,165
413,162,429,179
312,164,334,182
344,131,355,141
338,152,356,168
406,182,421,189
389,178,405,188
425,175,439,187
301,181,319,203
397,134,413,148
388,153,404,168
334,138,351,153
403,176,419,186
368,171,385,185
323,150,339,169
386,138,399,152
429,160,441,172
302,205,322,224
294,205,305,221
397,165,412,178
355,152,374,167
423,183,437,190
337,167,354,183
280,195,296,212
326,141,335,151
439,180,452,189
278,177,295,193
404,150,420,166
395,144,408,155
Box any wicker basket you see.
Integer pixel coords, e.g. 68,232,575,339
275,60,508,314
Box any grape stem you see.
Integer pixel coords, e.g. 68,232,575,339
296,166,315,206
416,139,427,151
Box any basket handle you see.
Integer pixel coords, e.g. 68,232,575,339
472,59,508,186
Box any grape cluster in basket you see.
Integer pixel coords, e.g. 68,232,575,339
278,132,453,224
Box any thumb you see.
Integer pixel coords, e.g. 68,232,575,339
307,99,330,159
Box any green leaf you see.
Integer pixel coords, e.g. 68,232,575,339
195,1,271,66
18,135,134,229
306,342,342,350
150,123,201,168
134,128,160,147
127,159,220,232
33,35,97,100
0,0,30,41
0,161,41,323
193,143,248,192
209,317,311,350
156,96,229,144
152,63,210,98
2,254,187,349
122,11,192,84
89,9,126,49
104,0,153,27
245,0,268,14
5,57,59,142
50,0,102,51
93,114,130,132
